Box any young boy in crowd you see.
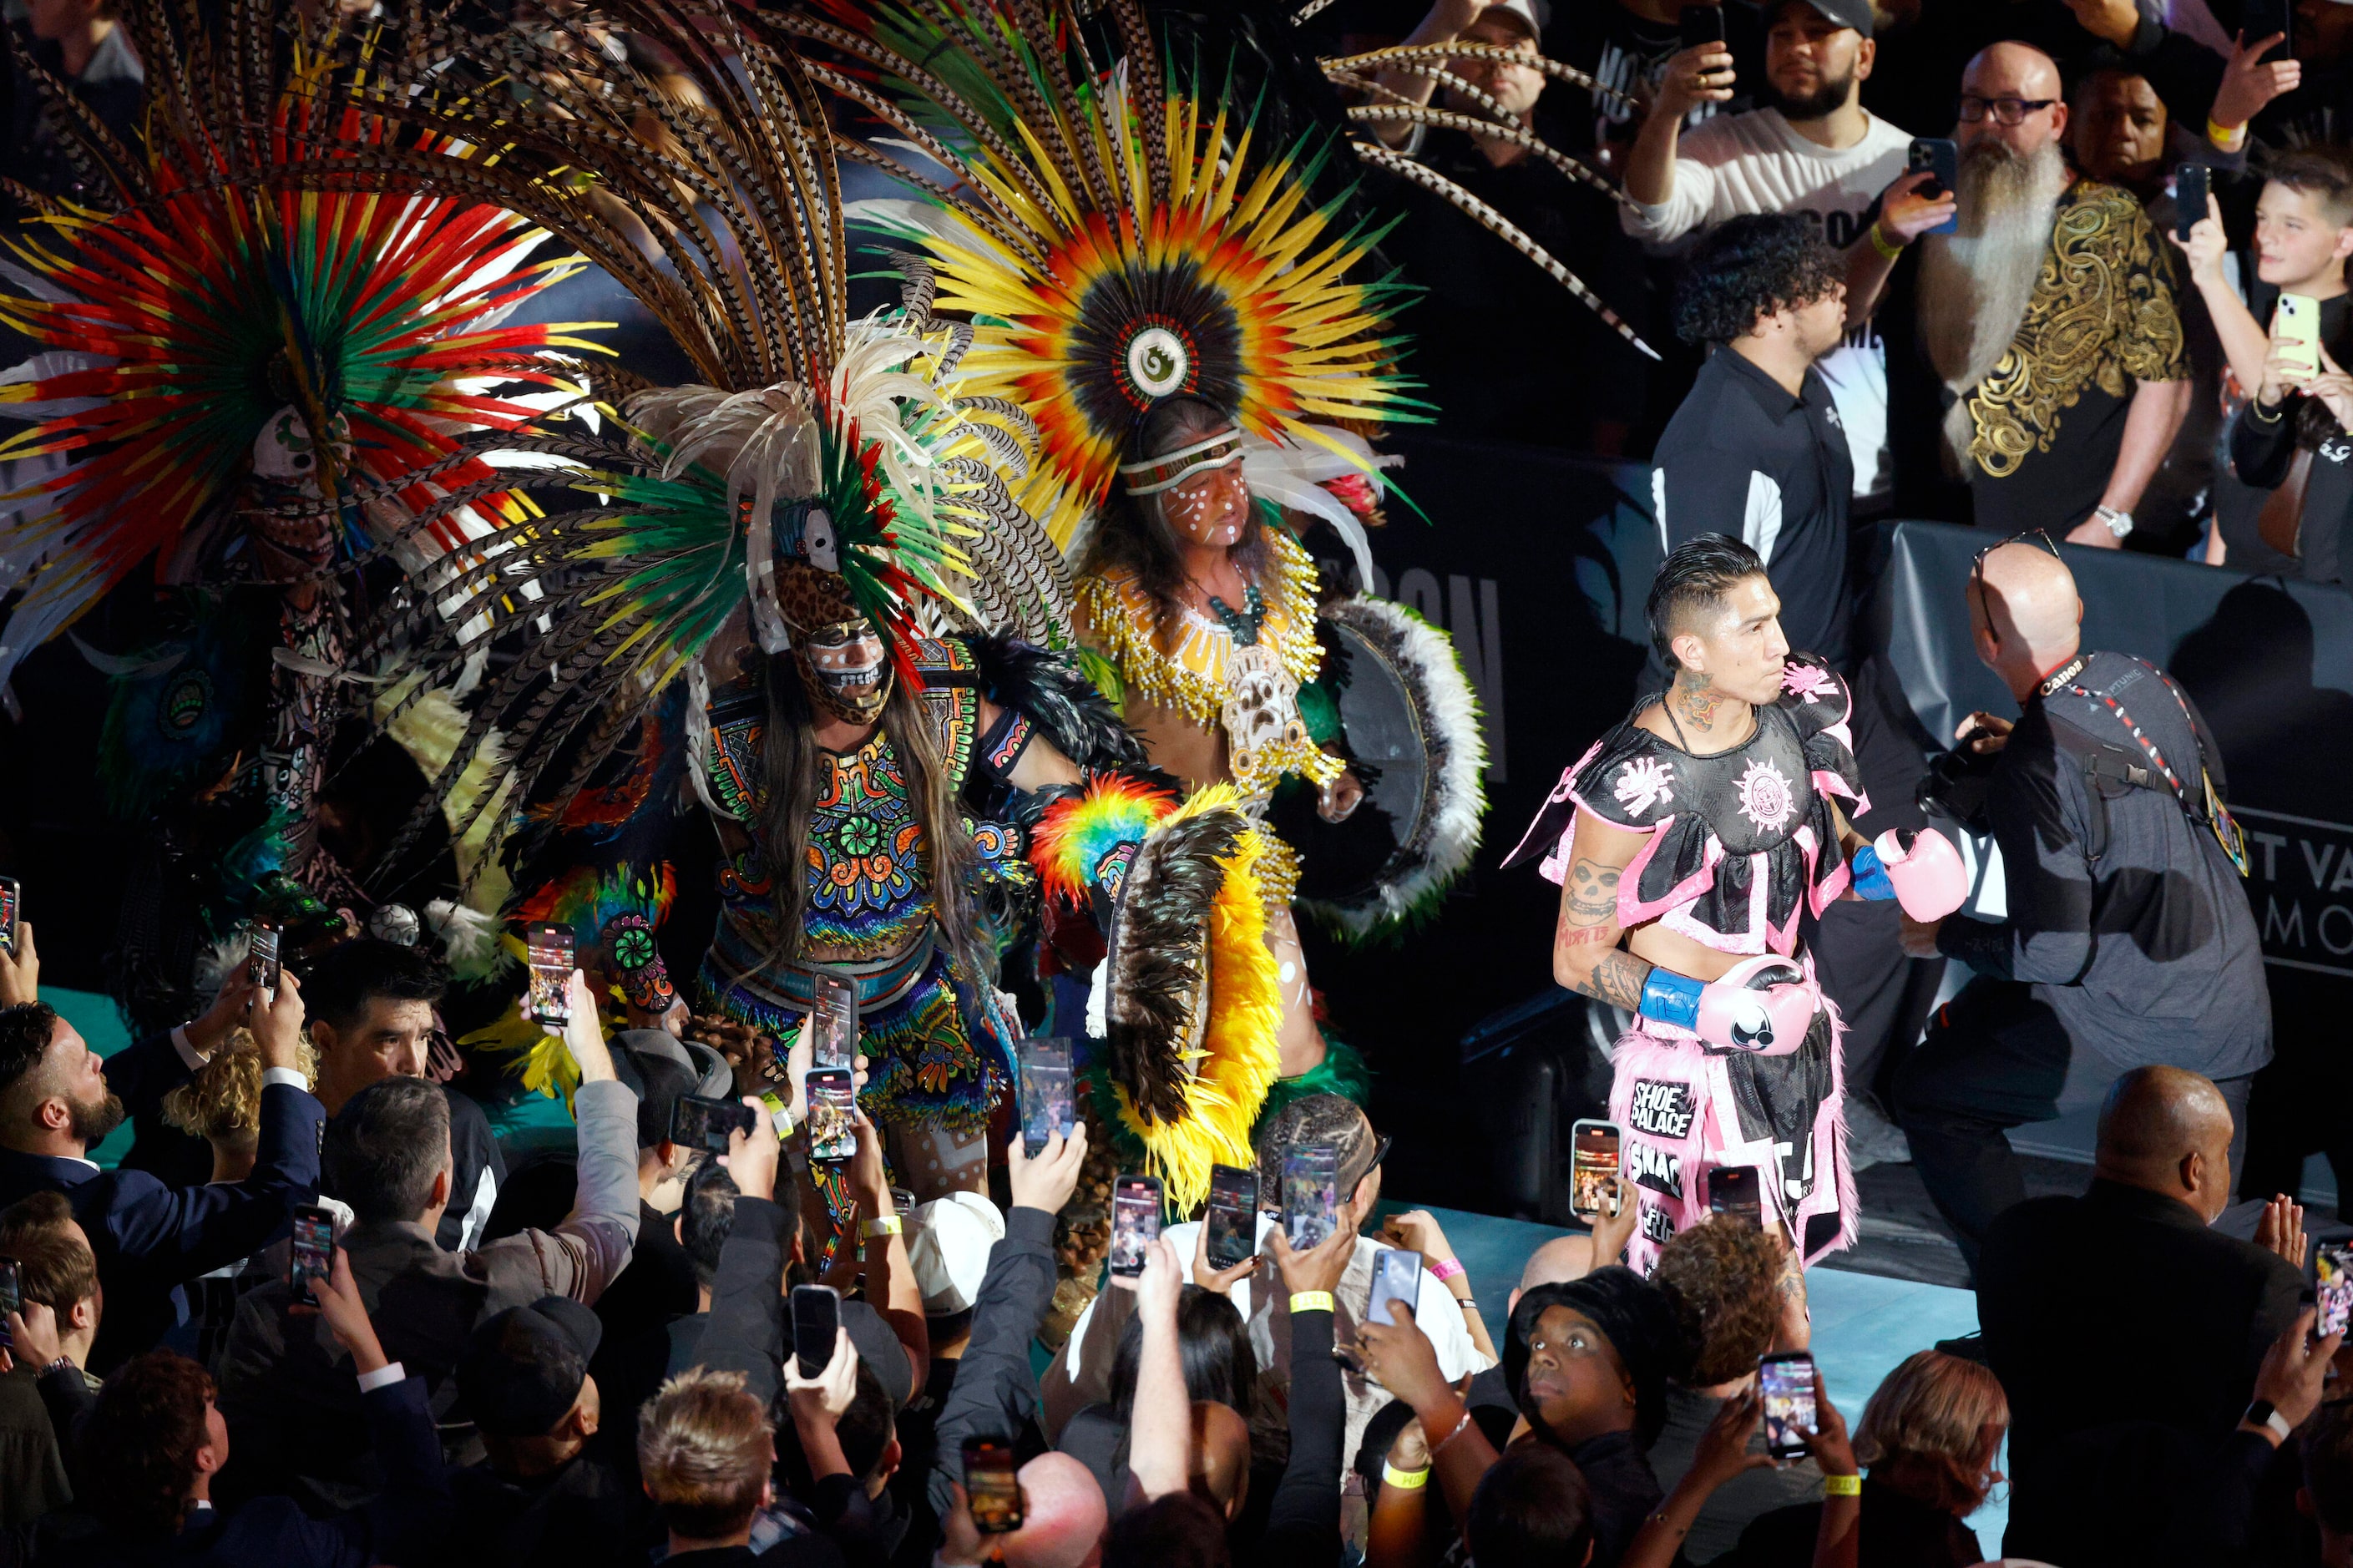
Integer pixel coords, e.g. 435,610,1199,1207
2175,146,2353,569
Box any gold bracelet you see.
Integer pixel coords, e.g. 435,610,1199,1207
1867,221,1904,262
1381,1461,1432,1490
2249,397,2287,425
1289,1290,1334,1315
1823,1473,1862,1497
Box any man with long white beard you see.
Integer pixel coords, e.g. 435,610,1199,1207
1862,42,2191,547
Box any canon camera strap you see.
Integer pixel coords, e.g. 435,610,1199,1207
2062,662,2249,878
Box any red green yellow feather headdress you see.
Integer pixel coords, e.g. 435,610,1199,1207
0,13,599,694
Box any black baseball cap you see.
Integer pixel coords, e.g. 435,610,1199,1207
457,1297,604,1438
1768,0,1873,38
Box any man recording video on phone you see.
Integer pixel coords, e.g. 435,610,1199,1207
1890,539,2270,1272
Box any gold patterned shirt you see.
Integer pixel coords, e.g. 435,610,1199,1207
1961,179,2188,483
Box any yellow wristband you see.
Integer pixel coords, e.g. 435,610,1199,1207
1868,221,1903,262
2209,117,2247,150
1290,1291,1335,1315
859,1215,903,1239
1823,1473,1861,1497
1382,1461,1432,1490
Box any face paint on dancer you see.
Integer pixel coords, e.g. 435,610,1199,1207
1119,425,1251,550
796,618,891,726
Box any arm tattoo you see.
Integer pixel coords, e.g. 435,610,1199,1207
1583,950,1651,1011
1565,857,1620,924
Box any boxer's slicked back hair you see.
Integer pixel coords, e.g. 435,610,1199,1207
1648,534,1768,670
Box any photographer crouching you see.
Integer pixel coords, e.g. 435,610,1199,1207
1890,536,2271,1272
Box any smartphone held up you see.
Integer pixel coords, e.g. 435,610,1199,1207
1760,1351,1819,1461
804,1068,858,1162
290,1204,337,1305
963,1437,1025,1533
671,1093,757,1156
1111,1175,1162,1277
1708,1166,1763,1229
792,1282,841,1379
1908,138,1960,235
1205,1162,1260,1272
809,974,858,1070
1283,1144,1341,1250
1015,1037,1077,1156
1570,1120,1622,1222
525,923,573,1027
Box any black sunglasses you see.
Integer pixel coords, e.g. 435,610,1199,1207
1969,528,2060,638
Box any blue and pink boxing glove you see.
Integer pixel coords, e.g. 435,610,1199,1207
1847,827,1969,922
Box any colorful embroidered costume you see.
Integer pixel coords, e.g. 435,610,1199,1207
1510,653,1867,1273
695,639,1036,1134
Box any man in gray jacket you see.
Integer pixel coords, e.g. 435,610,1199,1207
215,971,642,1510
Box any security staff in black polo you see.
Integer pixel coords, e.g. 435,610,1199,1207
1650,211,1855,670
1891,539,2270,1272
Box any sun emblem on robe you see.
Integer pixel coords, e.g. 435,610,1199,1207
1734,756,1796,832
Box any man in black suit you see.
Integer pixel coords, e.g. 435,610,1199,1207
214,971,638,1513
1977,1064,2305,1565
0,979,322,1371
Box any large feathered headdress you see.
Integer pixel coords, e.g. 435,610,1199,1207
316,0,1083,876
0,5,597,692
783,0,1424,547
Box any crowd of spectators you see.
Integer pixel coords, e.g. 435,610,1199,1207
2,3,2350,1568
0,913,2340,1567
1366,0,2353,590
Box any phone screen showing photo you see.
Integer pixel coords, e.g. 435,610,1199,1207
0,877,18,956
963,1438,1025,1533
1760,1353,1817,1460
2320,1244,2353,1338
291,1206,337,1304
1110,1176,1161,1277
1367,1247,1421,1328
1283,1145,1340,1250
1015,1038,1076,1156
246,924,281,991
810,974,858,1070
1570,1120,1622,1221
1205,1163,1260,1271
0,1259,18,1349
525,923,573,1025
805,1069,857,1162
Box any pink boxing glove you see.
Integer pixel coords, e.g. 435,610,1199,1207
1872,827,1968,922
1694,956,1819,1057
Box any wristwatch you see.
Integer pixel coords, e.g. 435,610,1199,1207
2094,504,2134,539
2245,1399,2293,1441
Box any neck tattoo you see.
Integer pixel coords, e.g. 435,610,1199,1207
1675,672,1723,731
